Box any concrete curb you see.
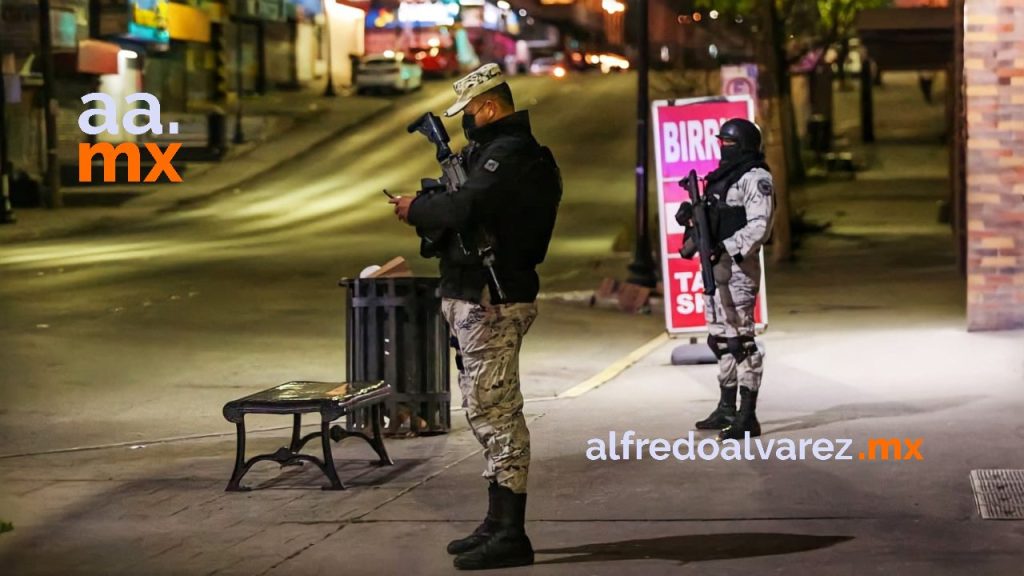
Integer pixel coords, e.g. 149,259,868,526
558,333,670,398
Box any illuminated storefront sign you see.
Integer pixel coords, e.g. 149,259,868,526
366,8,397,28
51,8,79,49
167,3,210,43
504,11,519,34
366,0,515,31
127,0,170,44
397,0,460,27
482,2,500,26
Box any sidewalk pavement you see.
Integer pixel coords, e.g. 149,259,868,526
0,91,394,244
1,171,1019,574
2,73,1021,574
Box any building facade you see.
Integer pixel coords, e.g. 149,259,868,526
962,0,1024,330
0,0,370,190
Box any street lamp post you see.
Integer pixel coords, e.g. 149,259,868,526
627,0,656,287
0,23,18,223
233,20,245,144
0,20,17,222
38,0,62,208
322,0,336,97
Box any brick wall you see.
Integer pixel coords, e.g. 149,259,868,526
964,0,1024,331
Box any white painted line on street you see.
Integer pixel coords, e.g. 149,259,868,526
557,333,670,399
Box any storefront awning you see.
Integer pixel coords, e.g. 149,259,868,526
168,2,211,43
77,39,121,75
856,8,954,71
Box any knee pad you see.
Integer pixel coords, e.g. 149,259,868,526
726,336,757,363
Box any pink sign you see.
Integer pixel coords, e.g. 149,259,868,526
664,254,766,331
651,96,768,334
655,99,751,181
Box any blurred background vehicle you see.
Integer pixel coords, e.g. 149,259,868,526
529,55,567,78
408,42,460,78
356,52,423,95
591,52,630,74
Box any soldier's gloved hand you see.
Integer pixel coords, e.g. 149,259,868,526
708,242,725,265
675,201,694,227
679,231,698,259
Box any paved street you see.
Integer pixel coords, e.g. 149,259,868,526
1,72,1022,575
0,74,662,455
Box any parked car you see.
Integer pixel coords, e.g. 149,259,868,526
356,52,423,94
408,45,459,78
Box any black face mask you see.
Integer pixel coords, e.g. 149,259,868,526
462,111,477,138
720,144,743,166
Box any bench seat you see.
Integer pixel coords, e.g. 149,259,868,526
222,380,393,491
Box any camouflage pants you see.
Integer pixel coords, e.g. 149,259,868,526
442,298,537,494
703,255,764,392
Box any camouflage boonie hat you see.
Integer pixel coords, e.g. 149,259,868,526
444,63,506,117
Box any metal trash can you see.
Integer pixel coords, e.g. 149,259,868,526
339,277,451,435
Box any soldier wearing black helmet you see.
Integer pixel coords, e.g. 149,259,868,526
675,118,775,441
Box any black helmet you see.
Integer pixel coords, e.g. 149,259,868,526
717,118,762,152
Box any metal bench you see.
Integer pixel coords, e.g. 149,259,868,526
222,380,393,491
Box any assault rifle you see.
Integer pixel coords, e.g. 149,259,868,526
406,112,507,302
679,169,718,297
406,112,467,193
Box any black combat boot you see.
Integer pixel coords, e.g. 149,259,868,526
695,385,737,430
454,486,534,570
447,482,501,555
717,387,761,441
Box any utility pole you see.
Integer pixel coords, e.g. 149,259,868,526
39,0,62,208
207,20,228,158
760,0,792,262
860,56,875,143
256,20,266,95
233,20,245,144
322,0,336,97
0,25,17,223
627,0,656,288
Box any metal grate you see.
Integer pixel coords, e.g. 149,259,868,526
970,469,1024,520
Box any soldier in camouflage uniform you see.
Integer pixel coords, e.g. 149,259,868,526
391,64,561,570
442,297,535,495
676,118,774,442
